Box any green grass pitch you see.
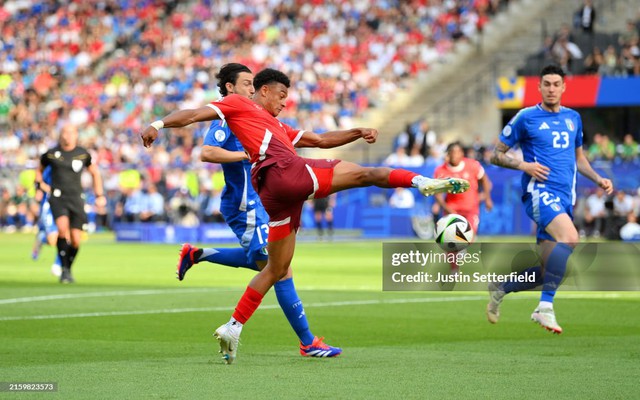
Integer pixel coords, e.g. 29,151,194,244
0,233,638,399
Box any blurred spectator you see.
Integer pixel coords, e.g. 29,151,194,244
619,20,640,47
587,133,616,161
551,31,583,73
574,0,596,34
612,190,635,239
619,134,639,161
583,188,607,237
123,187,144,222
140,183,165,222
197,185,223,223
389,187,415,209
169,188,198,227
620,213,640,241
383,147,410,167
583,46,603,74
413,120,437,158
406,145,425,167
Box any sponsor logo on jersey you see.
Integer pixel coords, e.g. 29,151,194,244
539,122,550,130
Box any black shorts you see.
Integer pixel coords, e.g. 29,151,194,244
313,197,331,213
49,196,87,230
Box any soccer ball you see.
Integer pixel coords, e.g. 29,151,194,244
434,214,474,252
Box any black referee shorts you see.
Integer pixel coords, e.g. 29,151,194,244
49,196,87,230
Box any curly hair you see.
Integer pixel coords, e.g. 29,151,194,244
252,68,291,92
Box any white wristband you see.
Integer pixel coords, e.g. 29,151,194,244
150,120,164,130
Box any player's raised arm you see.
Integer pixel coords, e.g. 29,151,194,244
141,106,220,148
491,141,550,181
295,127,378,149
575,146,613,194
201,146,249,164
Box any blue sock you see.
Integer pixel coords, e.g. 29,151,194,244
274,278,315,346
541,243,573,303
502,266,543,293
197,248,259,271
55,254,62,266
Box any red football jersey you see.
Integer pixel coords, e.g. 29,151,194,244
207,94,304,165
434,157,484,214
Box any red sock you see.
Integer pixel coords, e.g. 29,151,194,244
388,169,419,188
232,286,264,324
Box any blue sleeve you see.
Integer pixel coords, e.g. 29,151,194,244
42,166,52,185
203,121,231,148
575,113,584,148
499,109,526,148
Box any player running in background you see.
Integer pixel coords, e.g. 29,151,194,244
487,65,613,333
35,124,106,283
312,194,336,240
433,142,493,233
176,63,341,358
433,141,492,273
141,68,469,364
32,165,63,278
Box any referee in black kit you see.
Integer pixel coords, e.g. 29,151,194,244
35,124,106,283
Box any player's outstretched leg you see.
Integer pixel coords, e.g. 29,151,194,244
413,176,470,196
176,243,198,281
329,162,469,197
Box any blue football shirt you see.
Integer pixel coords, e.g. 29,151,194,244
500,103,583,204
203,121,261,216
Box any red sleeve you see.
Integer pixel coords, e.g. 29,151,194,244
207,94,247,121
283,123,304,145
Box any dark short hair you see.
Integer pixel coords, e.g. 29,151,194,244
540,64,565,80
253,68,290,92
446,141,463,153
216,63,252,96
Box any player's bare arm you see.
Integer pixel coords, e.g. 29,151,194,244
491,141,550,181
295,128,378,149
34,164,50,194
479,174,494,211
87,163,107,207
141,106,220,148
434,193,456,214
201,145,249,164
575,147,613,194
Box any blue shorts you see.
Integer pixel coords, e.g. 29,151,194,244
38,201,58,237
224,206,270,267
523,189,573,242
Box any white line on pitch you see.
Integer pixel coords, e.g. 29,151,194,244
0,288,231,305
0,296,487,321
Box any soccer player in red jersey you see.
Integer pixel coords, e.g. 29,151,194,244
141,68,470,364
433,142,493,234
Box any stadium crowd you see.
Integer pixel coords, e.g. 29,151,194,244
0,0,512,231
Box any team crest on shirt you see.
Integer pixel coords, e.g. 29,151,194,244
565,119,574,131
71,159,83,173
214,129,226,142
502,125,512,137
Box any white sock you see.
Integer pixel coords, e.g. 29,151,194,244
538,301,553,310
411,175,425,187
